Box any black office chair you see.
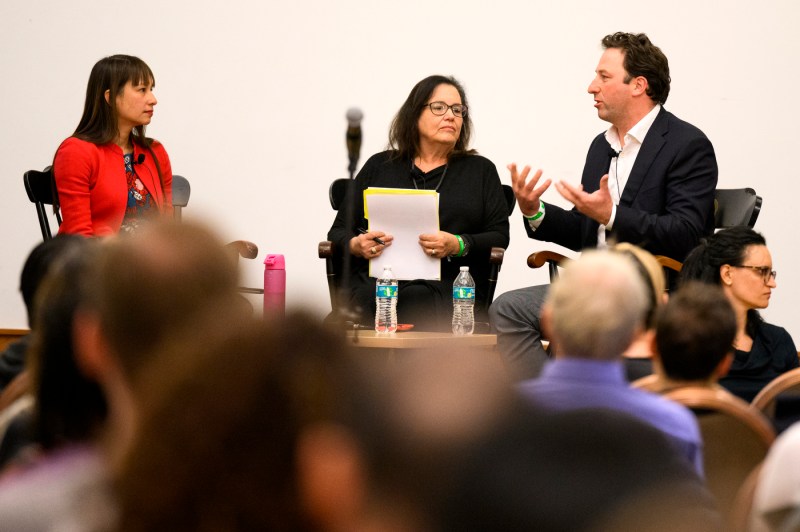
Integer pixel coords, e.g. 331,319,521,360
714,188,761,230
527,187,764,281
318,179,515,315
23,169,263,294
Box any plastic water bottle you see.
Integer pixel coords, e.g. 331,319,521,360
375,265,398,333
263,254,286,318
452,266,475,335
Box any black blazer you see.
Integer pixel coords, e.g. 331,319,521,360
526,108,718,261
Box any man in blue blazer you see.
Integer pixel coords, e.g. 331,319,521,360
491,32,718,379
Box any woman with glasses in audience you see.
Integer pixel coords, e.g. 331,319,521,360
680,226,797,401
53,55,172,236
328,75,510,331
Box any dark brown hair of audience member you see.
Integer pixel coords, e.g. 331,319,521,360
655,282,736,382
680,226,767,338
81,220,242,386
114,311,361,532
388,74,476,161
335,348,528,531
28,238,107,450
601,32,671,104
19,235,86,329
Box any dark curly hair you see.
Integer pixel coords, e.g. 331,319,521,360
602,32,671,104
680,226,768,337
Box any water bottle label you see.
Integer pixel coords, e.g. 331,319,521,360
453,287,475,300
376,285,398,298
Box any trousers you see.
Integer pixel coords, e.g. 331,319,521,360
489,284,551,380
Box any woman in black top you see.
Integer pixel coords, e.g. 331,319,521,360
680,226,798,401
328,75,509,330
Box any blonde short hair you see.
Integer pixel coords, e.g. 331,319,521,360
547,251,648,360
612,242,666,329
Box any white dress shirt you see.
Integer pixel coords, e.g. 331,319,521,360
597,103,662,247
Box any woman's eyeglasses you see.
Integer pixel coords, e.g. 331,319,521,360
733,265,777,284
424,101,468,118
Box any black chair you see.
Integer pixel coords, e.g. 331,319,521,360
319,179,516,315
23,167,60,241
24,167,194,240
714,188,761,229
528,187,764,281
23,169,262,294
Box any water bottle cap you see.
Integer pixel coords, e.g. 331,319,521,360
264,254,286,270
460,266,469,271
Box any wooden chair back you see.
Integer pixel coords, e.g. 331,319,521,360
665,386,775,520
751,367,800,433
728,461,763,532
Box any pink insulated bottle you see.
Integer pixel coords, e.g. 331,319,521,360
263,254,286,317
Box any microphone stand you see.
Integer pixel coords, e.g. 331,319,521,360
335,133,363,339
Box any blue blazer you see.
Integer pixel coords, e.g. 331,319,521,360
526,107,718,261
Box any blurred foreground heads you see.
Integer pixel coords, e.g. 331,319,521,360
114,313,518,532
115,307,719,532
0,220,247,530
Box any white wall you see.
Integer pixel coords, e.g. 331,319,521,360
2,1,798,340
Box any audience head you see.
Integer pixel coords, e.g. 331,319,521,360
681,226,773,334
19,235,86,328
544,250,648,360
681,226,768,286
436,408,719,532
655,282,736,382
78,220,242,388
337,348,521,531
601,32,671,104
612,242,666,329
74,54,155,145
27,236,105,450
389,74,474,160
114,311,362,532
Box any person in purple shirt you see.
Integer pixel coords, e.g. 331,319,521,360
517,250,704,475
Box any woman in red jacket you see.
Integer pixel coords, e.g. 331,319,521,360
54,55,172,236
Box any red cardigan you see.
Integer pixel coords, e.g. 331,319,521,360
53,137,173,236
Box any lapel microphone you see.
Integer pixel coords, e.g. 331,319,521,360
606,145,622,203
134,154,145,165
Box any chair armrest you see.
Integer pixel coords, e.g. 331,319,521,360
527,250,569,269
227,240,259,260
485,247,506,313
319,241,334,259
655,255,682,273
489,246,505,266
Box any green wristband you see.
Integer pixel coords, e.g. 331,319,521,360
456,235,465,257
525,200,545,221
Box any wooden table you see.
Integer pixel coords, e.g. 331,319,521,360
0,329,28,351
345,331,505,376
346,330,497,350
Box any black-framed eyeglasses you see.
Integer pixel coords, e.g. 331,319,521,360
732,265,777,284
424,101,468,118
